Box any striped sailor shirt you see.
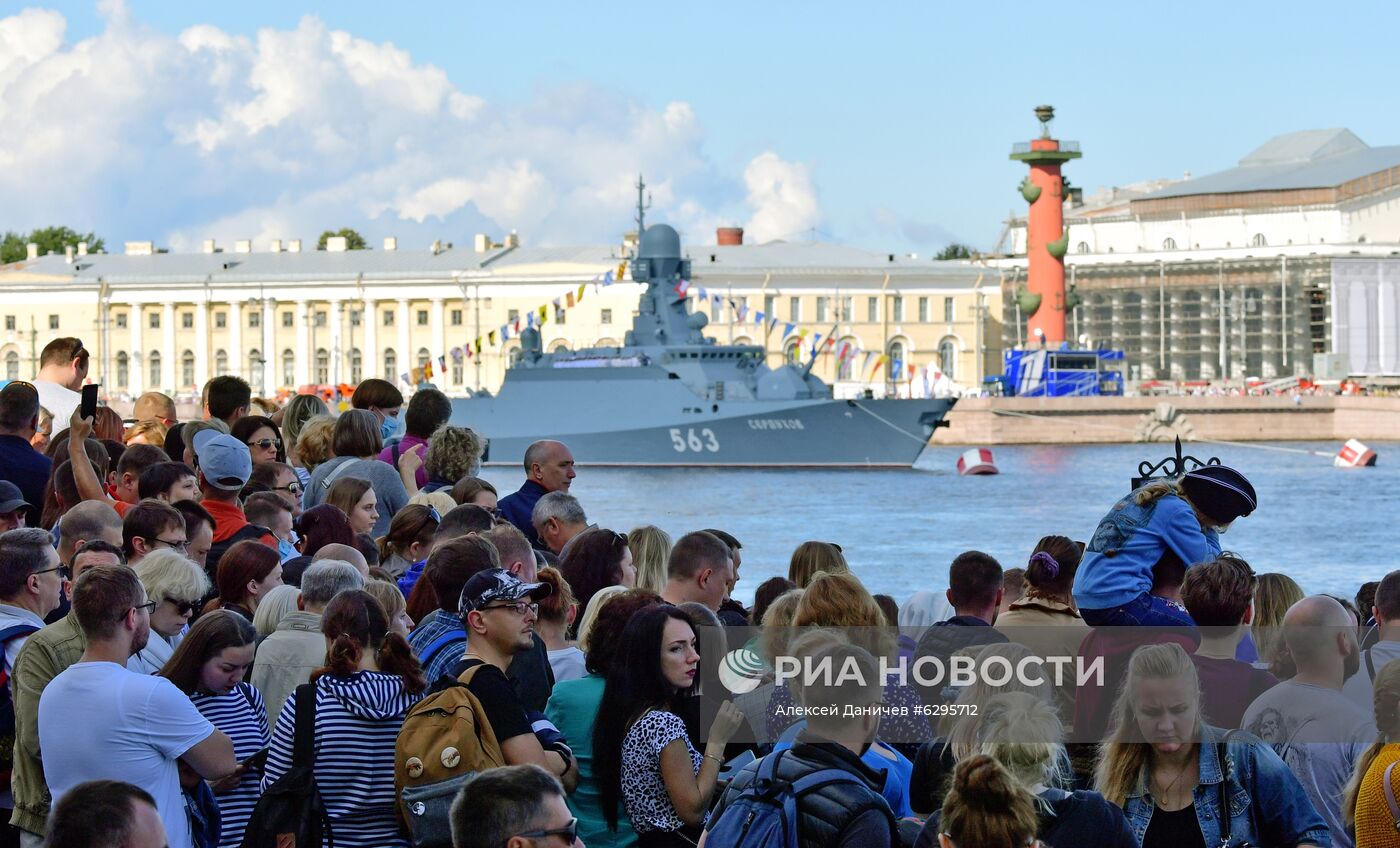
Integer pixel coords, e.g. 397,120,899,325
191,683,271,848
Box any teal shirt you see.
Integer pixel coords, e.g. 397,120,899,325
544,673,639,848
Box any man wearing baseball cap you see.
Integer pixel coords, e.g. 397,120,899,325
193,429,276,566
453,555,575,788
0,482,32,533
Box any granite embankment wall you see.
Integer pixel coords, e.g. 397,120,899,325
930,396,1400,445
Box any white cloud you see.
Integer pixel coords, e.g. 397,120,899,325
0,6,824,250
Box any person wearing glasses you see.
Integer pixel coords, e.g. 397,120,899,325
120,499,188,566
38,565,237,848
128,549,212,675
30,338,88,427
248,461,303,518
0,528,66,678
450,764,582,848
230,415,286,468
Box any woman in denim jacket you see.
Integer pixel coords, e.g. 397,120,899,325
1074,466,1256,628
1097,643,1329,847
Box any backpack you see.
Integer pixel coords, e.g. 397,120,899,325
417,625,467,674
206,523,274,577
395,662,506,848
0,623,41,787
704,749,883,848
240,683,333,848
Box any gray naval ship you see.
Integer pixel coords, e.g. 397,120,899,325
451,223,955,467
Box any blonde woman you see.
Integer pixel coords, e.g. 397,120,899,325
1095,642,1326,847
1342,658,1400,846
293,415,337,476
123,419,167,448
1251,572,1305,675
1074,466,1257,627
786,540,848,589
422,425,484,493
251,584,301,641
627,525,672,595
129,549,213,674
281,394,330,484
732,589,803,746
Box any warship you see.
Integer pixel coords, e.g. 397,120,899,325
451,221,955,467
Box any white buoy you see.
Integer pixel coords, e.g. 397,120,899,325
1335,439,1378,468
957,448,999,476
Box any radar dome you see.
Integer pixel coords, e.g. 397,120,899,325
688,312,708,330
638,224,681,260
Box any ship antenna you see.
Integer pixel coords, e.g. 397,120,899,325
635,173,652,235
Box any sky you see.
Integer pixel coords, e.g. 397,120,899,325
4,1,1400,256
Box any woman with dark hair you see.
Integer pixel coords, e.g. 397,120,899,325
560,528,637,639
546,588,661,848
349,378,404,440
206,540,283,620
279,503,356,586
261,590,427,847
375,504,440,579
450,476,497,509
996,535,1090,663
326,477,378,537
593,605,744,847
159,610,269,847
230,415,286,466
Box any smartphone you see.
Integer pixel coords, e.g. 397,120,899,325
80,384,99,420
240,746,270,771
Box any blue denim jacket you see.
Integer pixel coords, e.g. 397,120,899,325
1121,726,1331,847
1074,491,1221,611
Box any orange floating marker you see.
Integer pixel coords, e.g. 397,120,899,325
957,448,999,476
1335,439,1378,468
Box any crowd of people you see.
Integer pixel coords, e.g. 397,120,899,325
2,336,1400,848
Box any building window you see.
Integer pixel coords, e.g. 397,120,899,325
215,349,228,376
349,349,362,383
350,310,362,327
414,310,427,327
839,297,853,323
764,295,776,318
450,309,463,326
48,315,59,330
181,350,194,388
866,297,878,323
815,297,829,322
114,313,126,330
249,311,261,328
314,349,329,384
1162,237,1177,250
789,297,801,322
116,352,128,387
918,297,929,323
554,305,566,324
944,297,955,323
886,340,905,381
149,351,161,387
149,312,160,329
249,349,263,387
784,339,802,365
384,350,397,379
892,296,904,323
451,355,463,385
383,310,395,327
281,350,295,387
939,337,957,381
315,311,327,327
215,312,226,329
1077,241,1091,254
1251,233,1267,247
5,351,20,380
2,316,11,331
181,312,193,329
281,312,293,328
508,309,520,323
600,309,612,325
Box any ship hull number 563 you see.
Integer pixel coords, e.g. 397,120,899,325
669,427,720,453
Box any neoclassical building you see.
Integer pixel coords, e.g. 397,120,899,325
0,230,1003,400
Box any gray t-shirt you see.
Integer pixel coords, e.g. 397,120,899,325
1242,679,1377,848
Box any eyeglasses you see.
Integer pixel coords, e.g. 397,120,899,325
33,565,70,580
153,537,188,552
133,600,158,615
514,818,577,845
480,601,538,617
168,599,199,616
247,438,283,451
273,481,304,495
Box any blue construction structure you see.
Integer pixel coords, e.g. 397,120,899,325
994,348,1125,397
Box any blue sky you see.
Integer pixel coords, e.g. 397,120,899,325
9,1,1400,253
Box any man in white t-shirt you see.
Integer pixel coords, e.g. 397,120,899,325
30,338,88,427
1244,595,1376,848
38,565,235,848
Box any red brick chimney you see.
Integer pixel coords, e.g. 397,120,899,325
716,226,744,246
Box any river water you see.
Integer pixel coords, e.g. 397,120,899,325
478,441,1400,607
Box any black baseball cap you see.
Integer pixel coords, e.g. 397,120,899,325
459,567,552,615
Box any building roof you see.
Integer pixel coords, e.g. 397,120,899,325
1142,129,1400,199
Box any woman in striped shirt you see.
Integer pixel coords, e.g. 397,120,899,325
262,588,428,847
159,609,270,848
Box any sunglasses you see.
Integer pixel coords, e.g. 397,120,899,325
168,599,199,616
273,481,304,495
247,438,283,450
515,818,577,844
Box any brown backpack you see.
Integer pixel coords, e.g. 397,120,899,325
395,662,506,847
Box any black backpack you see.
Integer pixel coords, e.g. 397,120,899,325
240,683,333,848
206,524,273,578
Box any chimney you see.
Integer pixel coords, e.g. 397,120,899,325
473,233,491,253
77,242,88,257
288,239,302,253
124,241,155,256
25,243,38,261
383,236,397,251
64,245,74,263
717,226,744,246
326,236,348,253
201,239,217,254
504,231,520,248
269,239,283,253
234,239,252,254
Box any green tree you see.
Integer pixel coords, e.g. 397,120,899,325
935,242,973,260
0,226,106,263
317,228,368,250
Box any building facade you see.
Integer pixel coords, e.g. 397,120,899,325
0,232,1003,400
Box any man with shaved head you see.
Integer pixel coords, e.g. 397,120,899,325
1243,594,1374,848
498,440,575,549
131,393,177,429
311,543,369,578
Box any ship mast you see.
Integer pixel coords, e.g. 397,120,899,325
635,174,651,236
